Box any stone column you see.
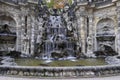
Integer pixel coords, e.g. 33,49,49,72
79,6,87,54
76,10,81,51
26,16,31,56
86,9,95,57
15,15,22,52
77,6,87,54
116,1,120,55
80,16,86,54
21,16,25,54
30,17,35,56
117,29,120,55
16,25,21,52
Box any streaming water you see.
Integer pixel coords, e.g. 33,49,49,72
42,15,76,61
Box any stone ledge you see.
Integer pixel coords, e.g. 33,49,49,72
0,65,120,77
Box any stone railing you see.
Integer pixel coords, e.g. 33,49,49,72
28,0,38,2
0,65,120,77
95,0,112,7
77,0,88,5
27,0,38,4
0,0,27,4
79,0,88,3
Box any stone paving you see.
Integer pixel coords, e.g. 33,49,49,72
0,76,120,80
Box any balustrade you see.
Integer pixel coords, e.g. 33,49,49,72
95,0,112,7
0,0,28,4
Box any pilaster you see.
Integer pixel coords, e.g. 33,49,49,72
77,6,87,54
30,17,35,56
116,1,120,55
87,9,94,53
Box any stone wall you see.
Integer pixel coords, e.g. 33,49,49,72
0,1,37,56
76,0,119,56
92,2,118,54
0,0,120,56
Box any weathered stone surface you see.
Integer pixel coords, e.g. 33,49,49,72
0,0,120,57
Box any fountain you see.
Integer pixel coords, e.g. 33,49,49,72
36,0,78,61
0,0,118,78
44,15,76,60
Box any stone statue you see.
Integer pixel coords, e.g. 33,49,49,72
67,21,73,31
36,18,44,44
87,36,93,52
23,34,29,55
87,36,92,46
86,36,95,58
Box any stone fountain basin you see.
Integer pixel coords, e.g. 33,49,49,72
0,64,119,78
0,57,119,78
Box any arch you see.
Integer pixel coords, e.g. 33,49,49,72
0,15,16,33
0,15,17,52
96,18,115,35
95,18,116,55
0,11,18,26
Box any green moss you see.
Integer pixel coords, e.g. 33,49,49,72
15,58,43,66
47,58,106,66
45,0,54,8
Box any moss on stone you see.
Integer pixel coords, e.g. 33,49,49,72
15,58,107,66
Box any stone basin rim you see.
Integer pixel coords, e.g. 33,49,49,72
0,64,119,69
0,64,120,78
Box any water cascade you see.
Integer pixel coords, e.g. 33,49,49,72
36,0,79,61
42,15,77,61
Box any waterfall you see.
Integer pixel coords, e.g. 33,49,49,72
41,15,77,60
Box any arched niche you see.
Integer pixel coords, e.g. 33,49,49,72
96,18,115,36
0,15,16,33
96,18,116,54
0,15,17,52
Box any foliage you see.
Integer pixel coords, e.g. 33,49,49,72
45,0,73,8
45,0,54,8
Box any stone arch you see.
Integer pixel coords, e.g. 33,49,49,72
0,11,16,19
0,11,19,28
96,18,115,35
0,15,16,33
96,18,116,55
